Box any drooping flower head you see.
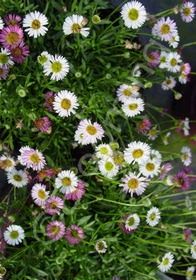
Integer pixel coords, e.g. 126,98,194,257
65,180,86,201
43,54,69,81
34,117,51,133
121,1,147,29
63,14,90,37
46,221,65,240
4,225,25,246
0,25,23,49
53,90,79,117
23,11,48,38
65,225,84,245
158,252,174,272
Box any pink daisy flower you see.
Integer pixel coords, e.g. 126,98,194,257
46,221,65,241
180,1,195,23
0,25,23,49
183,167,196,182
18,147,46,171
10,41,29,64
65,225,84,245
4,14,22,26
65,180,86,201
34,117,51,133
154,17,177,41
120,214,135,234
44,91,57,111
137,118,151,134
160,162,172,180
174,171,190,191
46,196,64,216
31,183,49,206
75,119,104,145
0,66,9,80
147,51,160,67
34,169,54,182
120,172,149,197
180,62,191,75
184,228,192,243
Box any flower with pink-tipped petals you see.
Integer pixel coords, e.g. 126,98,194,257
0,25,23,49
65,180,86,201
174,171,190,191
34,169,54,182
0,66,9,80
147,51,160,67
65,225,84,244
46,196,64,216
180,62,191,75
180,1,195,23
137,118,151,134
160,162,172,180
18,146,46,171
4,14,22,26
183,167,196,182
31,183,49,206
34,117,51,133
44,91,57,111
10,41,29,64
184,228,192,243
154,17,177,41
46,221,65,240
120,214,136,234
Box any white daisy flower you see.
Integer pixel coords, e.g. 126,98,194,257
121,1,147,29
7,169,28,188
148,125,159,140
117,83,139,102
31,183,49,206
168,32,180,48
0,16,4,30
159,51,169,69
125,213,140,231
166,52,182,73
132,65,141,77
139,158,161,178
150,149,162,162
186,266,195,280
179,73,188,84
124,141,151,164
122,97,144,117
181,146,192,166
63,14,90,37
146,207,161,227
95,144,113,159
23,11,48,38
162,77,176,90
184,117,190,136
53,90,79,117
4,225,25,246
98,157,119,179
55,170,78,194
0,155,16,172
0,264,6,277
163,132,171,145
0,48,14,69
180,1,195,23
43,54,69,81
191,240,196,259
95,240,107,254
120,171,149,197
37,51,52,65
158,252,174,272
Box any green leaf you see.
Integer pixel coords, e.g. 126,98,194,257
78,215,92,226
30,266,48,276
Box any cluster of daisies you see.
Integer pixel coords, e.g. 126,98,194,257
0,14,29,80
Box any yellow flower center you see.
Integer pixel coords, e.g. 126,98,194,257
86,125,97,136
139,122,146,130
105,162,114,171
181,73,185,79
50,225,60,235
51,61,62,73
35,119,44,128
129,103,138,110
98,241,105,250
146,163,155,171
150,128,157,136
127,178,139,189
194,245,196,253
170,58,177,67
150,212,156,221
183,7,191,16
31,19,41,30
128,8,139,21
39,55,48,64
11,47,22,57
37,189,46,200
9,19,18,26
163,258,169,266
0,68,3,75
160,24,170,35
61,98,71,110
0,266,6,276
13,174,22,182
123,88,132,96
128,217,135,226
132,149,143,159
99,147,108,155
148,54,155,62
48,96,54,106
163,136,168,143
70,229,78,238
0,54,9,64
62,177,71,187
6,32,19,45
7,159,13,167
49,201,58,209
10,230,19,239
160,56,166,63
112,152,124,165
71,23,82,33
166,79,171,85
187,271,192,277
30,153,41,163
